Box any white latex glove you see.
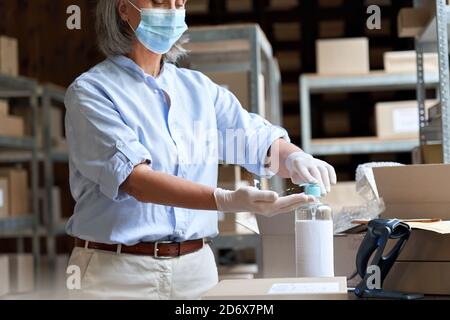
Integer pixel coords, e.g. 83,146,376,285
214,186,315,217
286,151,337,195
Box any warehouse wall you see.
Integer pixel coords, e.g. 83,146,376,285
0,0,101,87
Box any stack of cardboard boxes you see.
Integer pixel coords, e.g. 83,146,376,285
0,99,25,138
256,165,450,296
0,254,35,297
374,164,450,295
0,36,18,77
0,168,30,219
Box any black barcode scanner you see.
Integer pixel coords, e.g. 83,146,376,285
354,219,424,300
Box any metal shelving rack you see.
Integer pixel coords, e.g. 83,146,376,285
41,84,69,265
0,74,41,280
183,24,284,192
415,0,450,163
182,24,283,277
299,72,440,156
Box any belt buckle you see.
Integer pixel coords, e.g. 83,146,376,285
154,241,174,259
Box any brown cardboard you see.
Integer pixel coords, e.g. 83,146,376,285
334,234,364,287
261,234,296,278
316,38,370,75
373,164,450,219
202,277,348,300
383,51,438,74
0,169,29,216
375,100,436,140
386,229,450,262
260,233,364,282
218,165,241,185
422,144,443,164
0,115,25,137
397,8,430,38
385,262,450,295
0,178,9,218
0,255,10,297
206,71,250,110
0,36,18,76
0,99,8,116
9,254,34,294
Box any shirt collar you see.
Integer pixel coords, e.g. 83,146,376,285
108,55,167,81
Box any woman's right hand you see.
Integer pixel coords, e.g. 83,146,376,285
213,186,315,217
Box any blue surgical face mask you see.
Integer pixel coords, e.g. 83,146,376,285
127,1,188,54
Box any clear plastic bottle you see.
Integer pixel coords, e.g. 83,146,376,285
295,184,334,277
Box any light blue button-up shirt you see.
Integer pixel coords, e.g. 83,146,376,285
64,55,289,245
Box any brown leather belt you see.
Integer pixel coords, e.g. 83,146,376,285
74,238,205,259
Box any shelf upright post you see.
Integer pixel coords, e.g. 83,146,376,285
299,75,312,154
435,0,450,163
30,85,41,287
416,40,428,146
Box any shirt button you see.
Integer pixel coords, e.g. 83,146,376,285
116,141,124,149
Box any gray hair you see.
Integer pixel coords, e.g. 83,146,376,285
95,0,188,63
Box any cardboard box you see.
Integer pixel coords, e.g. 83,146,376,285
397,8,431,38
382,228,450,295
202,277,348,300
260,232,364,282
218,165,241,187
316,38,370,75
218,264,258,281
385,262,450,295
269,0,298,10
319,20,346,38
12,105,64,148
389,229,450,262
374,164,450,220
422,144,443,164
261,234,296,278
0,255,10,297
0,99,9,116
273,22,301,42
9,254,34,294
0,36,19,76
185,0,208,13
0,115,25,137
375,100,436,140
384,51,438,74
0,169,29,216
206,71,250,110
227,0,252,12
0,178,9,218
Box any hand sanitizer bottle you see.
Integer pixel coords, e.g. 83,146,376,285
295,184,334,278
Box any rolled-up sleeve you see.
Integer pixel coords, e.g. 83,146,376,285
209,79,290,177
65,80,152,201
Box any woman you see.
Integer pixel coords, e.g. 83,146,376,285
65,0,337,300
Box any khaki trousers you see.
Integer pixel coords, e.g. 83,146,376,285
67,244,218,300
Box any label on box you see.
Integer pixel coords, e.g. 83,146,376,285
393,108,419,133
268,282,340,295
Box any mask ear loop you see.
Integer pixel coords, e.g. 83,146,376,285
126,0,140,33
127,0,142,13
